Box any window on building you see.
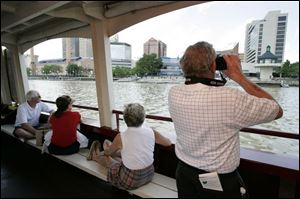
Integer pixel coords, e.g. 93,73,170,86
278,22,286,26
277,26,286,31
278,16,287,21
276,35,285,39
276,43,284,47
276,39,284,42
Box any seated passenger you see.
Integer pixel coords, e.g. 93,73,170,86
44,95,88,155
14,90,54,139
87,103,172,190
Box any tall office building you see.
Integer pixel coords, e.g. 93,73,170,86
244,10,288,63
63,34,121,58
62,38,80,59
79,38,93,58
143,38,167,58
62,36,132,67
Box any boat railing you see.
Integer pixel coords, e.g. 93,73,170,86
42,100,299,140
112,110,299,140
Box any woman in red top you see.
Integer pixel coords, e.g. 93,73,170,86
47,95,88,155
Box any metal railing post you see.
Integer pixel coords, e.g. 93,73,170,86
116,113,120,132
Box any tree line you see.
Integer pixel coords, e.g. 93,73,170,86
27,63,91,76
27,53,163,77
27,55,299,79
274,60,299,78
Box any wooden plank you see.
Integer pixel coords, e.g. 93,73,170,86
1,124,178,198
152,173,177,192
129,182,178,198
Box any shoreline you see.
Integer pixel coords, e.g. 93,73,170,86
28,76,299,87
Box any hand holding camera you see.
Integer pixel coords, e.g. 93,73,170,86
215,54,245,83
215,55,227,70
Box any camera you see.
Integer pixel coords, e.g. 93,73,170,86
215,55,227,70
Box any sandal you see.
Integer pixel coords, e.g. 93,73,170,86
87,140,100,160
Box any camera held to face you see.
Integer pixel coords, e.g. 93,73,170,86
215,55,227,70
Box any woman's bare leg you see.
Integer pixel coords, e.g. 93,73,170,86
92,148,121,168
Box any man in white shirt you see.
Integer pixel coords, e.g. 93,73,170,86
14,90,54,139
168,41,283,198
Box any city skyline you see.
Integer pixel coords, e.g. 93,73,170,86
27,1,299,63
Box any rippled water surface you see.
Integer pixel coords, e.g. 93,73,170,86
29,80,299,157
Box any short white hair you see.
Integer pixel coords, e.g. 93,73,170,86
123,103,145,127
26,90,40,101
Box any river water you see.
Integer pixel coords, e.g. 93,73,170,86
28,80,299,157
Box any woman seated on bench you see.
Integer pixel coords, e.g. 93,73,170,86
87,103,172,190
44,95,88,155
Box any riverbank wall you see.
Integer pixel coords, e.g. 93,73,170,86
28,76,299,86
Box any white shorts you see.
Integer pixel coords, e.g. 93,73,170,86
43,130,88,148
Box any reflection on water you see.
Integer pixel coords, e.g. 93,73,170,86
29,80,299,157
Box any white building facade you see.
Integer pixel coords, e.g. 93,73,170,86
110,42,132,68
160,57,182,76
244,10,288,64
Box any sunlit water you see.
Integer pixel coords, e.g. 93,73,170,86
29,80,299,157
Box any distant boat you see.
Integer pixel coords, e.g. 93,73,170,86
280,80,289,88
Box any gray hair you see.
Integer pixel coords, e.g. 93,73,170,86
26,90,40,101
123,103,145,127
180,41,216,77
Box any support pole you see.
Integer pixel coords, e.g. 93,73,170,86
90,19,115,128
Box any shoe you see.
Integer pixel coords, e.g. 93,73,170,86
87,140,100,160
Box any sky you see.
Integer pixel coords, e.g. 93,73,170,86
28,1,299,62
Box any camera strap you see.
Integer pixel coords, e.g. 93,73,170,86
185,73,227,86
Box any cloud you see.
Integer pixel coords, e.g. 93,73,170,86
25,38,62,60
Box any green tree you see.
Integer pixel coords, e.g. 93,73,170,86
66,64,83,76
289,62,299,78
26,67,32,76
280,60,299,78
133,54,162,77
41,65,52,74
280,60,290,77
113,66,133,77
41,64,62,75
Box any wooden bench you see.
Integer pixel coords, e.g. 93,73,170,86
1,124,177,198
